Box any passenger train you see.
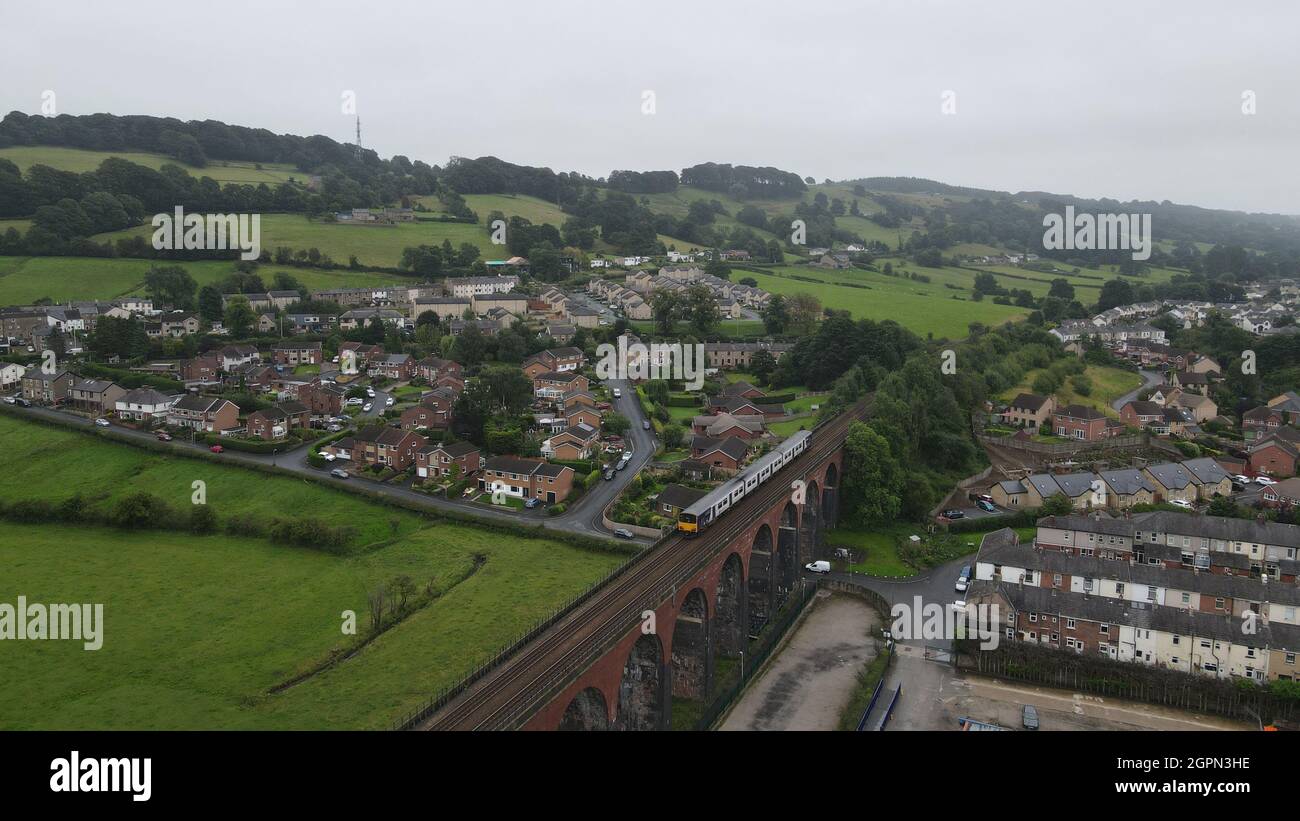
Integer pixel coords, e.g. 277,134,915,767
676,430,811,536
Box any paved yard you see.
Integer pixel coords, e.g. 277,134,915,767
721,592,882,731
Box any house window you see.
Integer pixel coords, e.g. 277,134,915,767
1053,574,1062,587
1181,593,1190,605
1116,583,1125,596
1172,635,1181,645
1100,623,1109,634
1287,653,1296,666
1066,618,1076,629
1215,598,1225,610
1028,613,1037,623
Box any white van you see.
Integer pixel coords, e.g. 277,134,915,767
805,560,831,574
612,388,622,399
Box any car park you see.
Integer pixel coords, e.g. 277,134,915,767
94,417,110,427
209,445,224,453
613,528,634,539
330,469,349,479
955,565,972,593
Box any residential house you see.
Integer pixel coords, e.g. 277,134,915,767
479,456,575,504
114,388,178,423
0,361,26,390
1250,435,1299,479
690,435,750,472
350,425,427,471
415,441,481,480
1261,478,1300,509
245,402,311,440
66,379,126,416
542,423,600,460
534,371,589,400
20,370,73,405
657,484,708,518
691,412,766,440
271,341,322,367
166,395,240,433
1051,404,1114,441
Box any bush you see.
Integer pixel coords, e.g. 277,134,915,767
189,504,219,534
547,504,566,516
109,492,177,529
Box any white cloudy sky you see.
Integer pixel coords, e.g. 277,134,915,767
4,1,1299,213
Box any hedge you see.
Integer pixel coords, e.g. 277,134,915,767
666,395,703,408
944,508,1041,533
201,434,298,454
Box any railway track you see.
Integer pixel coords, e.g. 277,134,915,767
419,401,867,730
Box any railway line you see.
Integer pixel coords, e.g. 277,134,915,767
419,400,867,730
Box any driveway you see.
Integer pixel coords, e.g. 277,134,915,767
1111,368,1162,412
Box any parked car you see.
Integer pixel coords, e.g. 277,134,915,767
524,497,542,509
976,500,997,512
346,397,363,406
603,468,615,481
1170,499,1194,510
362,403,372,412
330,468,349,479
322,452,336,462
613,528,634,539
14,397,30,407
612,388,622,399
326,424,342,432
1234,474,1252,484
462,486,477,497
209,445,224,453
955,565,972,593
385,397,394,406
366,388,375,397
596,402,612,411
1256,476,1277,486
1022,705,1039,730
943,509,965,519
642,419,651,430
805,560,831,574
155,432,172,441
2,396,14,405
94,417,110,427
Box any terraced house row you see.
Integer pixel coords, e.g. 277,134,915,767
969,513,1300,682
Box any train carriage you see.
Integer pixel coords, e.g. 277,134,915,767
677,430,811,536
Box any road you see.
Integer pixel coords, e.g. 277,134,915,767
2,376,659,544
1111,368,1163,412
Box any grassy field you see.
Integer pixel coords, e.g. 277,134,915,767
91,213,506,270
832,527,915,577
1002,364,1142,416
0,415,625,729
0,146,307,187
0,255,418,305
744,264,1028,339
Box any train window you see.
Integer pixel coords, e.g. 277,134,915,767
680,513,695,524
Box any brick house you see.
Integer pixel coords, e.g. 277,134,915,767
297,380,347,418
350,425,427,471
1119,400,1166,429
246,402,311,440
180,355,222,388
369,353,415,380
400,399,453,431
1250,436,1299,479
415,440,481,480
271,341,322,366
565,406,602,429
217,344,260,372
1243,406,1283,437
523,347,585,378
67,379,126,415
1002,392,1056,432
542,423,600,459
690,435,750,471
691,413,766,441
166,395,240,433
414,356,463,383
657,484,708,517
479,456,574,504
533,371,589,400
1052,404,1110,441
707,395,785,417
1262,478,1300,508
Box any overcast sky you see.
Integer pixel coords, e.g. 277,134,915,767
5,1,1300,213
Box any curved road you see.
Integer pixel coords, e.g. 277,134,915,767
1111,368,1162,412
3,376,659,544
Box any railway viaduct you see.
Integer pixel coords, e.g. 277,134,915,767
421,405,862,731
